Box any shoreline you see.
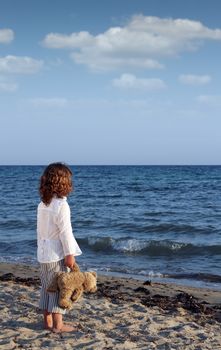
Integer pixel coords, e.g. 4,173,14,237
1,259,221,291
1,262,221,349
1,262,221,307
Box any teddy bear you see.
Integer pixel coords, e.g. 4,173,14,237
47,263,97,310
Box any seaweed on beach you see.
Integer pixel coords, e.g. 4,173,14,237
1,272,221,322
0,273,40,287
96,281,221,321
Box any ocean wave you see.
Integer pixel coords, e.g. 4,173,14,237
0,219,35,230
0,255,36,265
165,272,221,283
0,239,37,254
1,236,221,258
78,237,221,256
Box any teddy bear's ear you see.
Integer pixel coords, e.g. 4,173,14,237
91,271,97,278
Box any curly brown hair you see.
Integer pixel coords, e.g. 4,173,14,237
39,162,73,205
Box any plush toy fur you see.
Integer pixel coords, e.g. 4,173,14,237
47,264,97,310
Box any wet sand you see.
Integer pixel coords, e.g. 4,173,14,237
0,262,221,349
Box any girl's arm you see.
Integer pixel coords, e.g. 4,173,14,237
57,201,82,262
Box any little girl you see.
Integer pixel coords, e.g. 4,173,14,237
37,162,82,332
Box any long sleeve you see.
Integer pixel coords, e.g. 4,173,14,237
56,201,82,257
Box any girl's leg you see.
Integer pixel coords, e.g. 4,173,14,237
40,261,76,332
52,313,76,332
43,310,53,330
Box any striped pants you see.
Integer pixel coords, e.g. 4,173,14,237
39,259,69,314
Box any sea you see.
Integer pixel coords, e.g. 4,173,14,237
0,165,221,290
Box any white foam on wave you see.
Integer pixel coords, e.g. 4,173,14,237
159,240,189,251
88,237,103,245
112,238,148,252
86,236,191,253
138,270,163,278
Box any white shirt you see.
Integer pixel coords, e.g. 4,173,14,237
37,196,82,263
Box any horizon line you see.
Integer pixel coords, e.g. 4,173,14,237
0,164,221,167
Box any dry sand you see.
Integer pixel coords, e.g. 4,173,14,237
0,262,221,350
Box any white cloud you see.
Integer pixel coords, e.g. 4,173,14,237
179,74,211,85
0,55,43,74
0,29,14,44
29,98,68,108
197,95,221,106
42,31,93,49
72,54,163,71
42,15,221,71
0,77,18,92
112,74,166,90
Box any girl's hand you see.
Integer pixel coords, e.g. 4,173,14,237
64,255,75,269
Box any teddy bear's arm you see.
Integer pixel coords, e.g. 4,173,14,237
71,287,84,302
58,288,74,309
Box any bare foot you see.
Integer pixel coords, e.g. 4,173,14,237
53,324,77,333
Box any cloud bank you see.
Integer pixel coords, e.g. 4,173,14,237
112,74,166,90
29,98,68,108
197,95,221,106
179,74,211,85
42,15,221,71
0,55,44,74
0,77,17,92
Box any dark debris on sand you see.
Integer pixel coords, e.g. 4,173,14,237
0,273,40,287
1,272,221,322
96,281,221,322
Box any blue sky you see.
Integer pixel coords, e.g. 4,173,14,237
0,0,221,165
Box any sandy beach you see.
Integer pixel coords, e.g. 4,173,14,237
0,263,221,350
